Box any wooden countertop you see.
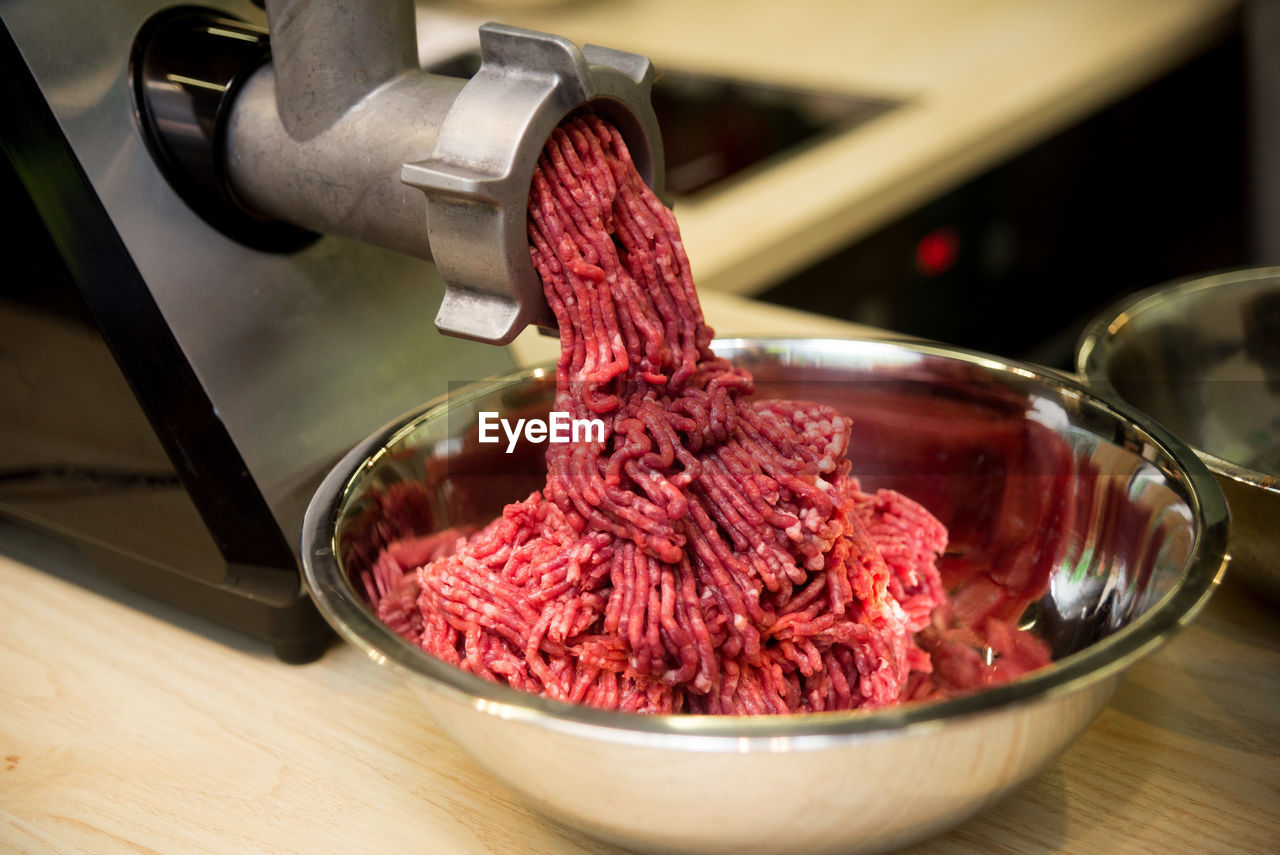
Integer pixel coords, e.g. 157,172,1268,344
424,0,1241,297
3,293,1278,854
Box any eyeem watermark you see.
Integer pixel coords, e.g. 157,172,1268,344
478,411,606,452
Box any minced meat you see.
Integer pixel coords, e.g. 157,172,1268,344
364,112,1050,714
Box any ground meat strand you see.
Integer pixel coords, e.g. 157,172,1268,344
370,111,1049,714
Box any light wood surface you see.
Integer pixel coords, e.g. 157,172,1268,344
445,0,1241,297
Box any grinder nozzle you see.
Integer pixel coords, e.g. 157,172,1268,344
401,23,666,345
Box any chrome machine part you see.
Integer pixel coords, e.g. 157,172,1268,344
222,0,665,344
130,8,318,252
401,26,665,343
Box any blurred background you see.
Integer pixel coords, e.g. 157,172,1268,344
429,0,1278,369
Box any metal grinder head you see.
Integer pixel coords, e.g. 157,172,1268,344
137,3,666,346
404,23,666,344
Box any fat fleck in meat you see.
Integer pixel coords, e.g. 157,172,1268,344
364,112,1050,714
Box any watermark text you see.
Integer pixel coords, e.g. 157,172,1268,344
478,411,606,452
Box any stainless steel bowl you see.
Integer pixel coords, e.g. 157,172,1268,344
302,337,1227,855
1077,267,1280,601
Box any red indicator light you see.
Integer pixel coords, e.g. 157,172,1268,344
915,226,960,277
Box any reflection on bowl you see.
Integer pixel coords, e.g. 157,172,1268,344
1077,267,1280,601
302,338,1226,855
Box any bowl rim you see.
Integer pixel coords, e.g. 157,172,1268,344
1075,265,1280,496
301,336,1228,748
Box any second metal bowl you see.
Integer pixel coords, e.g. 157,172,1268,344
1077,267,1280,601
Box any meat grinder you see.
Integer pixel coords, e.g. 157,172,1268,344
0,0,664,660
